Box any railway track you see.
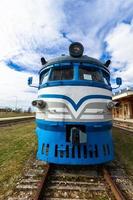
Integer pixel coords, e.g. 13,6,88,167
0,116,35,127
39,165,110,200
37,164,129,200
8,161,133,200
113,120,133,133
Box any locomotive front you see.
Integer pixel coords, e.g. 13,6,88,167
30,42,116,165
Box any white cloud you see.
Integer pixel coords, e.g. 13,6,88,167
0,0,133,63
0,62,38,110
0,0,66,109
62,0,133,58
0,0,66,67
105,20,133,87
0,0,133,109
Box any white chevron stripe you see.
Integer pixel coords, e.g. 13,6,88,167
38,98,111,119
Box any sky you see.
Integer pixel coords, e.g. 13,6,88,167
0,0,133,110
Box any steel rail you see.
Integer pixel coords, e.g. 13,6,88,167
103,167,126,200
34,164,50,200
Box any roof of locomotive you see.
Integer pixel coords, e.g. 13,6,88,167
39,55,109,74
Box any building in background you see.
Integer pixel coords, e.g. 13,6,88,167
112,87,133,131
113,88,133,120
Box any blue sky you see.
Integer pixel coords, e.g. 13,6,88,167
0,0,133,109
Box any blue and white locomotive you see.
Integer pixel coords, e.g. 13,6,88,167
28,42,122,165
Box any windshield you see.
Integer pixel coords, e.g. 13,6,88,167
49,66,73,81
79,66,110,85
40,63,110,86
79,67,102,82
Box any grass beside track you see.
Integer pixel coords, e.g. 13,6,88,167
0,112,34,118
0,124,132,198
113,127,133,176
0,122,37,199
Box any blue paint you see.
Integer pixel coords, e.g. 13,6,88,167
39,81,112,90
74,63,79,80
36,119,112,126
38,94,112,110
36,124,114,165
36,119,112,130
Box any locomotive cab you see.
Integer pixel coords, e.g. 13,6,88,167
28,42,121,165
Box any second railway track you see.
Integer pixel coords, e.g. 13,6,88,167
0,116,35,127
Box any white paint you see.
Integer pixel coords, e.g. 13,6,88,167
47,113,72,119
84,108,104,113
48,107,69,113
36,112,46,119
38,86,112,104
80,115,104,119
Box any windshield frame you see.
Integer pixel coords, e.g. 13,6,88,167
39,62,111,89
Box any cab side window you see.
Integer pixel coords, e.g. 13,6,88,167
102,71,110,85
40,69,50,85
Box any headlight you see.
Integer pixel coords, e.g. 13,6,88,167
69,42,84,57
32,100,37,106
107,101,115,110
37,100,46,108
32,100,46,109
107,101,120,110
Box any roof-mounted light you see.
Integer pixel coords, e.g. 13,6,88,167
69,42,84,57
41,57,47,65
104,60,111,68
